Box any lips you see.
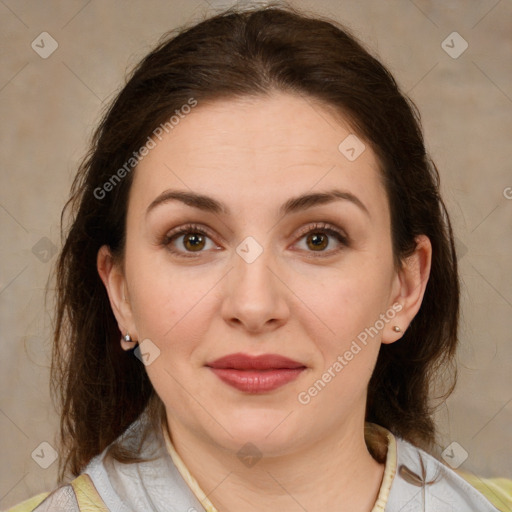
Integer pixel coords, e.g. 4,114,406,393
206,353,306,393
206,353,305,370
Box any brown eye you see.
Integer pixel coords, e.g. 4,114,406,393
163,224,218,257
182,233,206,251
294,223,348,256
306,232,329,251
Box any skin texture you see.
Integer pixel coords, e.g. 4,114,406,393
98,92,431,512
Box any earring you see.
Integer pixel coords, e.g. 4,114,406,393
121,333,137,351
393,326,401,333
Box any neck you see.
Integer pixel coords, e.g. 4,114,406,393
165,414,385,512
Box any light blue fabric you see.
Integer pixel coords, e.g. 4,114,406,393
32,414,502,512
387,438,502,511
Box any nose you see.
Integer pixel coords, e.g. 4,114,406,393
220,245,290,334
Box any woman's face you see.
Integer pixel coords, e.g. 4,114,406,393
101,92,428,456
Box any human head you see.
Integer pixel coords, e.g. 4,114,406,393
52,3,459,479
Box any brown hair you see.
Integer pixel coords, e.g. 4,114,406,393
52,2,459,481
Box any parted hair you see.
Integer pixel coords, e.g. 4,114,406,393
52,2,459,481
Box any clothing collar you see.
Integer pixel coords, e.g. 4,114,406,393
161,420,397,512
83,414,500,511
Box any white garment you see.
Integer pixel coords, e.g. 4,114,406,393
32,415,501,512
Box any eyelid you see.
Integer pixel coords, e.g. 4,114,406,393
162,223,221,257
294,221,348,241
290,221,349,256
162,221,349,257
163,223,215,242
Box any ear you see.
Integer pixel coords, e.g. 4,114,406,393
97,245,139,350
382,234,432,344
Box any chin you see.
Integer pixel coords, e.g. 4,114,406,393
214,407,301,451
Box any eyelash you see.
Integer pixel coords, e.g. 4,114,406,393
162,222,348,258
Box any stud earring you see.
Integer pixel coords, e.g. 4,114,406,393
393,326,401,333
121,333,137,351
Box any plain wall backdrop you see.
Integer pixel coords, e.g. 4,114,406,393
1,0,511,508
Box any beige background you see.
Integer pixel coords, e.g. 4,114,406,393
1,0,511,508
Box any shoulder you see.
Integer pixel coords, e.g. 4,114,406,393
389,436,512,512
4,493,50,512
4,475,108,512
456,471,512,512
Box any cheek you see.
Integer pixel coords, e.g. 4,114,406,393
126,263,220,404
125,247,222,341
296,274,389,409
295,261,392,339
289,258,394,398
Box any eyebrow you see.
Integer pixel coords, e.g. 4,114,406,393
146,188,370,218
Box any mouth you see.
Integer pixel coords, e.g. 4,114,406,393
205,353,307,393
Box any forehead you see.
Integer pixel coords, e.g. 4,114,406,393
130,92,388,220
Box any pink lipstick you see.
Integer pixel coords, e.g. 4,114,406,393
206,353,306,393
